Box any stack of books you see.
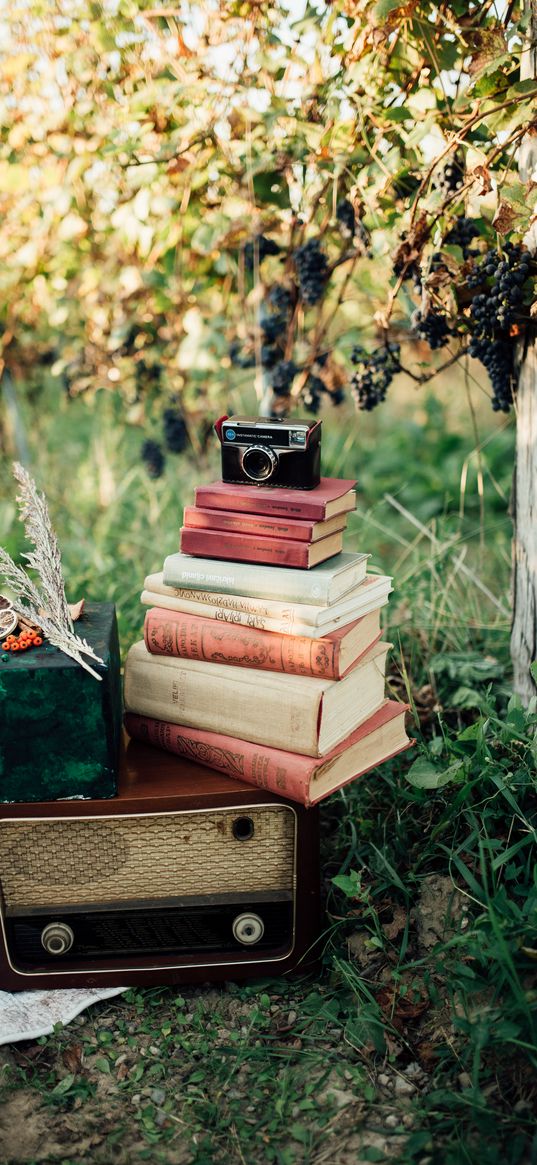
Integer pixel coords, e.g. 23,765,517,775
179,477,358,568
124,478,411,806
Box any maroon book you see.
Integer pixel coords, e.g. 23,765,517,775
194,477,357,521
183,505,348,543
179,526,343,569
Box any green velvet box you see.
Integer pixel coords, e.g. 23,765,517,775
0,602,121,803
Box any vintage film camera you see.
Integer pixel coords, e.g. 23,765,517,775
0,740,320,989
214,415,322,490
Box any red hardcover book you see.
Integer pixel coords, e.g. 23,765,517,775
194,477,357,521
180,526,343,569
124,702,412,808
183,505,348,543
144,606,381,679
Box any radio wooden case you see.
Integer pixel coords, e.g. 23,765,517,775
0,739,320,989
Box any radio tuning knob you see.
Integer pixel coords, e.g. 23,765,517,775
41,922,74,956
232,913,264,946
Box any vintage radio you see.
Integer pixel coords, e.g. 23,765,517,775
0,739,320,990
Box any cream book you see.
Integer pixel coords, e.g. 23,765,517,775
141,573,393,638
123,640,391,758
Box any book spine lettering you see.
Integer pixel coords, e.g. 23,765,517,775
141,592,325,637
144,608,339,678
164,557,333,603
183,507,315,542
143,585,324,625
124,649,322,755
124,714,315,803
195,487,325,520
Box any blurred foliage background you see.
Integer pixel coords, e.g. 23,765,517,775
1,0,531,669
2,8,537,1162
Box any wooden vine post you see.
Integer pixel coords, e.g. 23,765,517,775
511,0,537,703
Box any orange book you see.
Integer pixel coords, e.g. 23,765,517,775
144,605,381,680
124,702,412,807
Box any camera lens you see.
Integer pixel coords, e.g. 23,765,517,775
242,445,277,482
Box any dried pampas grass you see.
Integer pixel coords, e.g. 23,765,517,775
0,463,104,679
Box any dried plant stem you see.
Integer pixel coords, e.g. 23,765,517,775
0,465,104,680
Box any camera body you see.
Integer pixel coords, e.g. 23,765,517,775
215,416,321,490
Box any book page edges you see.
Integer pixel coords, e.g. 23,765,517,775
308,737,414,806
317,642,391,754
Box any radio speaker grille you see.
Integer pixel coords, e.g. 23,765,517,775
0,807,295,908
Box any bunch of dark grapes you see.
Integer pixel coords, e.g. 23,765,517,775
163,408,188,453
444,216,480,259
468,337,514,412
258,282,295,366
261,343,278,369
271,360,297,396
468,244,532,411
434,157,464,198
411,307,450,350
268,283,294,316
244,234,281,271
336,199,355,240
141,439,165,479
302,374,324,414
350,343,401,411
293,239,329,305
228,340,255,369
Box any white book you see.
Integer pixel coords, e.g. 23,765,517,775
163,550,369,607
141,573,393,638
124,639,391,758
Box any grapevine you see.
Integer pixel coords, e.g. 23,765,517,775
350,344,401,412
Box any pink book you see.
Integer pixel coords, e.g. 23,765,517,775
194,477,357,521
124,702,412,808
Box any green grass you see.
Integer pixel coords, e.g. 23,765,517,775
1,373,536,1165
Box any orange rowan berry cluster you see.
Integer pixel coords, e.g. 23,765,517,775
2,628,43,652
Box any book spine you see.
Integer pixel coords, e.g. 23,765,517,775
124,646,323,755
195,486,327,521
143,584,326,626
144,607,340,678
183,506,315,542
164,554,336,603
180,527,318,568
141,592,327,637
124,714,316,804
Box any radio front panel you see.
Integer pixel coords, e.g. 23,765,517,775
0,742,320,989
0,805,296,909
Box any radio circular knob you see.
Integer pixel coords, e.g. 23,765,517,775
41,922,74,956
232,912,264,946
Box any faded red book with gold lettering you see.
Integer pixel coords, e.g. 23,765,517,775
179,525,343,568
143,605,381,680
124,701,412,807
